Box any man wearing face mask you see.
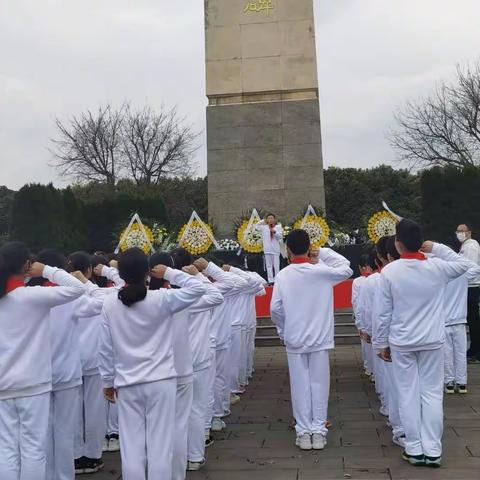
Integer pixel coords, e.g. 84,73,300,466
456,224,480,362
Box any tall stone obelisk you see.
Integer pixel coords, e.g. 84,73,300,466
205,0,325,235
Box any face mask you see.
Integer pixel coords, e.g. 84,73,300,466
456,232,467,243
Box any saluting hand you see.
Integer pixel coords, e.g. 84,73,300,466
93,264,104,277
193,258,209,272
222,264,231,272
151,265,168,279
182,265,199,276
28,262,46,278
420,241,434,254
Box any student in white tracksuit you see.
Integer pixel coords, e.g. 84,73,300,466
357,237,390,415
227,267,266,388
201,263,244,432
30,248,105,480
72,255,124,474
434,240,480,393
351,254,374,376
372,237,405,448
99,248,206,480
374,220,473,468
255,214,283,283
185,263,224,471
270,229,352,451
0,242,85,480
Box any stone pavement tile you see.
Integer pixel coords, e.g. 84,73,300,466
452,427,480,441
466,443,480,456
207,470,298,479
95,453,121,479
298,467,390,479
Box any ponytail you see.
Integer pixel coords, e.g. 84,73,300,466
0,242,31,299
117,248,149,307
118,284,148,307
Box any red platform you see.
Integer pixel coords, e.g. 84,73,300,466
255,279,353,317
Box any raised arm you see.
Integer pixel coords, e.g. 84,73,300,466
430,243,473,281
27,265,85,308
189,277,224,313
101,265,126,288
319,248,353,284
229,266,265,295
163,268,207,314
204,262,236,295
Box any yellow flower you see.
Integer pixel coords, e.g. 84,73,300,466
119,223,154,254
177,220,214,255
293,215,330,248
237,219,263,253
368,211,398,243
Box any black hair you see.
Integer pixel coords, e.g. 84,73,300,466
117,248,149,307
171,247,192,270
28,249,66,287
67,251,92,274
266,213,276,219
0,242,31,299
445,235,462,254
376,236,390,261
286,229,310,256
396,219,423,253
92,254,110,288
386,236,401,261
149,252,174,291
358,253,376,270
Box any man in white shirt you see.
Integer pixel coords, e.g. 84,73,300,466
456,223,480,362
255,213,283,284
270,229,352,451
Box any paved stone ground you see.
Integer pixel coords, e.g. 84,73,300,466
96,346,480,480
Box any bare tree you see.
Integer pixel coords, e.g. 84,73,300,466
391,61,480,169
121,105,198,184
51,104,125,185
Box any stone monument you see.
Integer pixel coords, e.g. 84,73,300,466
205,0,325,235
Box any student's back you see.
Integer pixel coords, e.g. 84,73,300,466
0,268,84,399
377,246,471,350
271,249,352,353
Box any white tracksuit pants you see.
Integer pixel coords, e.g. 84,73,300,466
47,386,80,480
106,401,119,436
264,253,280,283
392,348,444,457
117,378,176,480
374,355,388,411
172,375,193,480
384,363,403,438
287,350,330,437
246,325,256,378
188,367,210,462
239,327,248,387
206,347,216,430
74,374,106,460
212,347,229,416
229,327,243,394
444,324,468,385
364,342,373,377
0,392,50,480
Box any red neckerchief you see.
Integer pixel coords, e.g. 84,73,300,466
162,280,171,289
361,272,371,277
106,281,114,288
43,281,58,287
6,278,25,293
401,252,427,261
290,257,311,264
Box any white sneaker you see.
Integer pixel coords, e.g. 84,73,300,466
211,417,226,432
392,434,406,448
295,433,312,450
312,433,326,450
230,394,241,405
187,459,205,471
108,435,120,452
221,409,231,418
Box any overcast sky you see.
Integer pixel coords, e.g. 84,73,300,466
1,0,480,190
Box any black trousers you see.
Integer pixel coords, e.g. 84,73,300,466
467,287,480,356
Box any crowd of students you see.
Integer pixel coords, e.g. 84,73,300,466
1,217,478,478
0,242,265,480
